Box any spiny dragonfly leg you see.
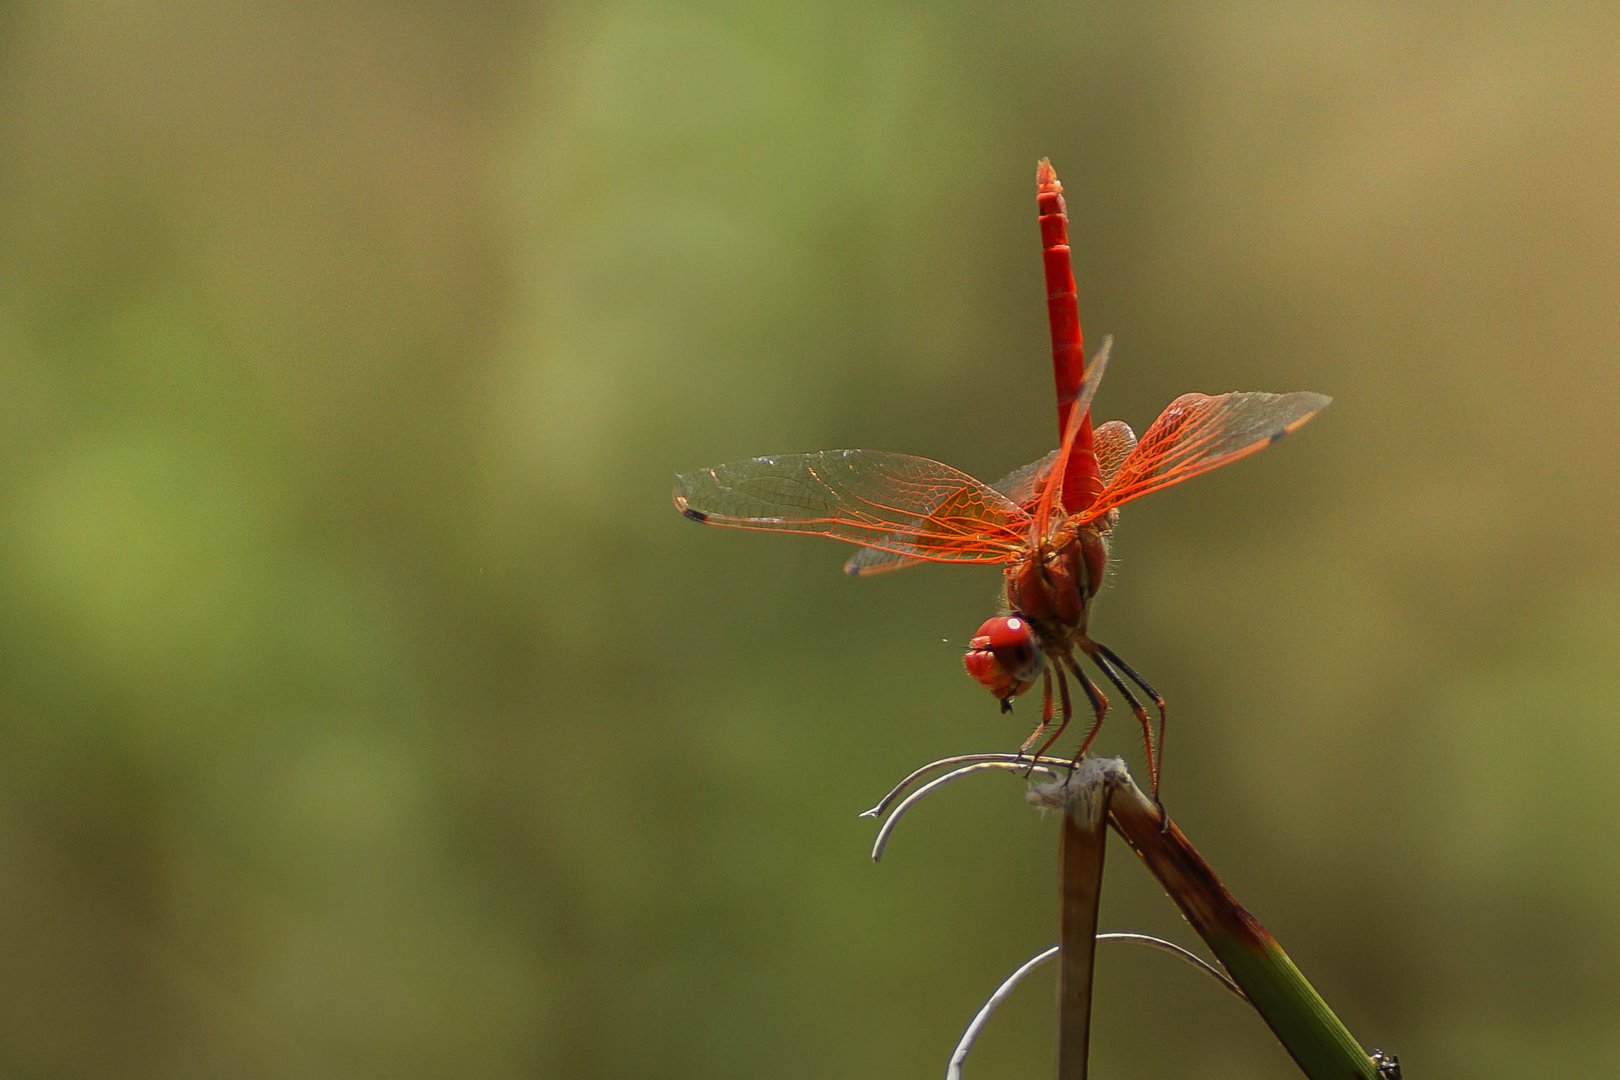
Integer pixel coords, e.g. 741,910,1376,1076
1093,641,1167,798
1054,653,1108,774
1017,667,1056,757
1028,662,1074,767
1085,643,1158,797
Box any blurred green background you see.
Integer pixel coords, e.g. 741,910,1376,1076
2,4,1617,1077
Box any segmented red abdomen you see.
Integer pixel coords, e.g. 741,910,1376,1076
1036,160,1103,513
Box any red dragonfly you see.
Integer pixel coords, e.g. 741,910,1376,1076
673,160,1328,795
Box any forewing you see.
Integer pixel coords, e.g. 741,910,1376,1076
674,450,1030,576
846,447,1057,575
1078,391,1330,521
973,416,1133,519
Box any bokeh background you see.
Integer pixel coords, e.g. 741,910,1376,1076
2,4,1617,1077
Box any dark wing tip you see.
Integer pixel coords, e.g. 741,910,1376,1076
671,482,709,523
1269,392,1334,444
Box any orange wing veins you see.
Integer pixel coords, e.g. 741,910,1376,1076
672,449,1032,576
1077,390,1331,522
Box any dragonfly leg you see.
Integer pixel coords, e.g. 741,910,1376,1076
1088,641,1166,803
1028,662,1074,765
1085,643,1159,797
1017,667,1057,760
1055,652,1108,769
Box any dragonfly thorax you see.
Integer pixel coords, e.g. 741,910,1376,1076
1005,518,1109,633
962,520,1111,707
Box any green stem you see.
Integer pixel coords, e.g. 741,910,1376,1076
1107,776,1379,1080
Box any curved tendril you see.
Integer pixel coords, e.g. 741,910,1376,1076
1095,933,1246,1002
947,934,1246,1078
868,759,1066,863
948,945,1056,1080
860,752,1066,821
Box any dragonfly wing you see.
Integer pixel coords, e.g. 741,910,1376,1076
848,448,1059,574
864,418,1129,568
988,450,1060,512
1078,391,1330,521
1093,419,1137,488
674,449,1031,576
949,414,1133,524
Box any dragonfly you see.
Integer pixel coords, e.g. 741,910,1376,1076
673,160,1329,795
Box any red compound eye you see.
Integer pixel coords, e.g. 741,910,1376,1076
963,616,1043,700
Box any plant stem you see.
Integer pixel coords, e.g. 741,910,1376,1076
1055,771,1110,1080
1108,778,1380,1080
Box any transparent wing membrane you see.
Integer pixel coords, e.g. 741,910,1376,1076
1092,419,1137,489
988,450,1060,512
1079,391,1330,521
673,450,1031,576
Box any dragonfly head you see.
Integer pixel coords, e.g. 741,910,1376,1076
964,615,1044,706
